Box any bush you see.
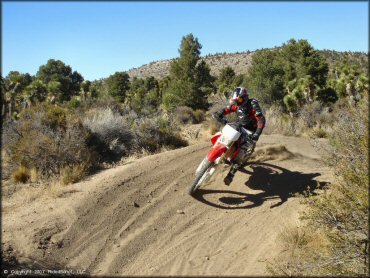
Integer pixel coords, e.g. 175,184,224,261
298,101,323,128
60,162,90,185
12,166,31,183
134,116,188,152
3,103,189,185
263,105,302,136
174,106,195,124
173,106,206,124
283,95,298,112
3,105,97,181
83,108,135,161
309,127,328,138
208,117,222,135
68,96,81,110
316,87,338,104
193,109,206,123
270,94,369,276
40,104,67,130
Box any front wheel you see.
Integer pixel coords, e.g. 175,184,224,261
189,160,214,195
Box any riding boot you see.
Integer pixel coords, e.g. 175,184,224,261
223,163,239,185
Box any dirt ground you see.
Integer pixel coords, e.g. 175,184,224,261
2,134,334,276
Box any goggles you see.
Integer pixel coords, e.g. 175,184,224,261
236,97,244,104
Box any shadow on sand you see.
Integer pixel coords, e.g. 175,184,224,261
192,162,330,210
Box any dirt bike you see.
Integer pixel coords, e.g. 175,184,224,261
189,116,255,195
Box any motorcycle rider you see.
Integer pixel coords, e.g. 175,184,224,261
213,87,266,185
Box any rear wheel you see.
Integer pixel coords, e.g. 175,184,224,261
189,160,213,195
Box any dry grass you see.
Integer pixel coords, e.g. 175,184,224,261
309,127,328,138
30,167,38,183
268,226,331,276
60,163,89,185
7,179,72,205
15,184,44,203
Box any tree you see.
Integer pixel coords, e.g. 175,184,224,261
279,39,328,97
245,49,285,105
1,76,5,116
80,80,91,100
70,71,84,95
47,80,62,103
105,71,130,102
23,80,48,107
163,34,214,110
2,71,33,116
217,66,236,97
126,76,161,112
36,59,84,102
246,39,329,107
4,71,32,92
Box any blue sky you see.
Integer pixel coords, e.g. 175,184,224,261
2,1,369,80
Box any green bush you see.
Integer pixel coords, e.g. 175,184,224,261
68,96,81,110
40,104,67,130
283,94,298,112
3,105,97,181
316,87,338,103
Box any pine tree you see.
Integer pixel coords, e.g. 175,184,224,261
163,34,214,110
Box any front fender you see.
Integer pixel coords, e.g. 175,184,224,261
207,144,227,162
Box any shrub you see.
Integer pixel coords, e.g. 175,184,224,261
316,87,338,103
68,96,81,110
83,108,135,161
134,116,188,152
298,101,323,128
40,104,67,131
283,95,298,112
12,166,31,183
174,106,194,124
173,106,206,124
3,105,97,181
30,167,38,183
193,109,206,123
60,162,90,185
263,105,301,136
270,94,369,276
309,127,328,138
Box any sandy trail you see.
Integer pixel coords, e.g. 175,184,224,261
2,134,333,276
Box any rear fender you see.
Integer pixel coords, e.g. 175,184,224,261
207,144,227,162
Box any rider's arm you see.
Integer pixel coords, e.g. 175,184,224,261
251,99,266,136
221,101,238,115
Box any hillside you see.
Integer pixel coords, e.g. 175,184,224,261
127,49,368,80
127,52,255,80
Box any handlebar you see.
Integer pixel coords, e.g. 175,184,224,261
212,113,228,125
212,113,257,144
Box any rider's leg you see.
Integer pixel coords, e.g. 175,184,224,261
224,139,256,185
224,163,239,185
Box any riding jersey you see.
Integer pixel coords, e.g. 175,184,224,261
220,98,266,136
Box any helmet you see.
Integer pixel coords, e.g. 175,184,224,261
231,87,248,105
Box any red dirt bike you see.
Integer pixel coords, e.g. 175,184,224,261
189,117,255,195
